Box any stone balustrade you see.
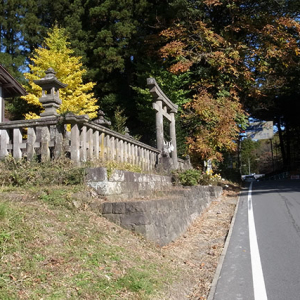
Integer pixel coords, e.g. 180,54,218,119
0,69,191,171
0,113,160,171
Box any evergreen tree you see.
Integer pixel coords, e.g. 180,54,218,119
0,0,28,79
22,26,98,119
0,0,72,78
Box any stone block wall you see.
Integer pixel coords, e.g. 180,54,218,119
86,167,222,246
101,186,222,246
86,167,173,200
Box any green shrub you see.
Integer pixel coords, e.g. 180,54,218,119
175,169,202,186
174,169,223,186
0,156,85,187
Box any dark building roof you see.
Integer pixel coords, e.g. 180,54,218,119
0,65,27,98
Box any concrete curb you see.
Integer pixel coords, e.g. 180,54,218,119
207,191,242,300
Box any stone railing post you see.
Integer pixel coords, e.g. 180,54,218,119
40,126,50,162
27,127,36,160
13,128,23,160
0,129,9,159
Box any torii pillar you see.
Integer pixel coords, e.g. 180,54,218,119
147,78,178,169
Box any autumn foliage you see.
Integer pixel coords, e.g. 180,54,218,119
159,1,300,162
22,26,98,120
160,22,249,161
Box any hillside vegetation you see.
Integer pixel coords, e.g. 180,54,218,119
0,158,177,299
0,187,182,299
0,158,238,299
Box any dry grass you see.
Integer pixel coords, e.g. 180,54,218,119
0,186,178,299
158,184,239,300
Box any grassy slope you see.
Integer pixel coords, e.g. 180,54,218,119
0,185,178,300
0,158,239,299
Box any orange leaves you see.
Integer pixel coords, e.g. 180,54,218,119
257,16,300,62
160,26,185,39
158,18,250,161
204,0,222,6
169,60,193,74
183,88,243,161
160,40,186,59
277,17,300,33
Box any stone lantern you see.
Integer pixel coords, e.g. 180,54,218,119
34,68,67,118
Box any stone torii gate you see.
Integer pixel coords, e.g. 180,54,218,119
147,78,178,169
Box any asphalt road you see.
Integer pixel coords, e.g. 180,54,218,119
211,180,300,300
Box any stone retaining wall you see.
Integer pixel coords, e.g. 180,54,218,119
86,168,222,246
86,167,173,200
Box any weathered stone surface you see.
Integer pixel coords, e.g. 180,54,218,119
86,167,172,199
87,168,222,246
109,169,125,182
101,185,222,247
86,167,107,182
101,203,112,214
112,203,126,214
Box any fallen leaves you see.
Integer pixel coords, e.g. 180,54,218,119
160,188,238,299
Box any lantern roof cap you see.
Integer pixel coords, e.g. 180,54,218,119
34,68,67,89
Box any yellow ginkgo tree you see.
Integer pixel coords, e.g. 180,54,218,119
22,25,98,119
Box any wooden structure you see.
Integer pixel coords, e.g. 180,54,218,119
0,65,27,122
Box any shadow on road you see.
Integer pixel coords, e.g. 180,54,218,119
242,180,300,197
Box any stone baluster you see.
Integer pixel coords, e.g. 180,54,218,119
138,147,142,168
124,141,128,163
0,129,9,159
105,134,111,161
40,126,50,162
53,125,63,159
93,130,100,160
128,143,132,164
111,136,115,161
115,138,119,162
120,140,124,163
87,128,93,161
13,128,22,160
71,124,80,163
142,148,146,170
27,127,36,160
134,145,138,166
100,132,105,160
146,150,150,171
80,126,87,162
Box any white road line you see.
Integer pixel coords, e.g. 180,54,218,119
248,182,268,300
